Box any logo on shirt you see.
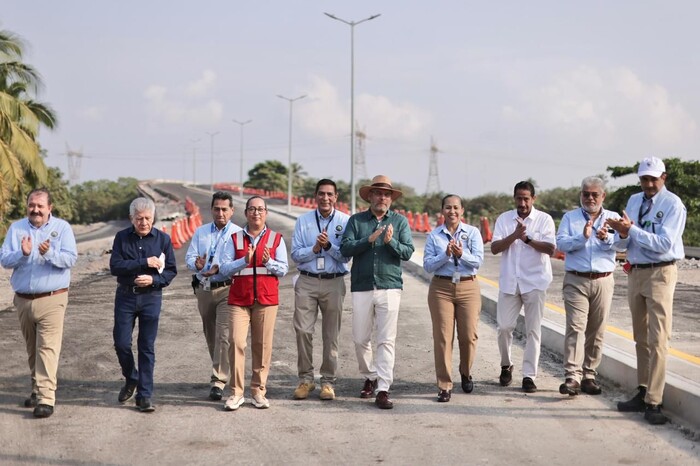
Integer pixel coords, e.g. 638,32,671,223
50,231,58,238
461,233,468,240
335,225,343,231
656,211,664,219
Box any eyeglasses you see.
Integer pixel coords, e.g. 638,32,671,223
581,191,601,199
246,207,266,214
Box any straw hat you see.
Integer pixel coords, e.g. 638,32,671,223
358,175,403,202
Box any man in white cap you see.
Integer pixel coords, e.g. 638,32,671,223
340,175,414,409
608,157,686,425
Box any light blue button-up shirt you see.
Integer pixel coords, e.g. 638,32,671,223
616,186,686,264
557,207,624,273
0,215,77,294
291,208,350,274
423,222,484,277
185,221,242,282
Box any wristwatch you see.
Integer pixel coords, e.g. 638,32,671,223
524,236,532,244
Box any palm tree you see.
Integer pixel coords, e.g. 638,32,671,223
0,28,57,219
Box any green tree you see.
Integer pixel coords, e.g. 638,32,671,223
606,158,700,246
70,178,139,224
0,29,56,220
245,160,288,193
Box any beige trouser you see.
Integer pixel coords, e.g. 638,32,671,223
230,303,278,397
628,264,677,405
427,277,481,391
562,273,614,382
15,292,69,406
293,274,346,385
195,285,232,389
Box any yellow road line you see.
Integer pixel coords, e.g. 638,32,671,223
476,274,700,365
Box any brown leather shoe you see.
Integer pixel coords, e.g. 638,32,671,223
437,390,451,402
581,379,602,395
559,378,580,396
360,379,378,399
375,390,393,409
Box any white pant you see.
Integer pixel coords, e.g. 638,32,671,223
351,289,402,392
497,287,545,379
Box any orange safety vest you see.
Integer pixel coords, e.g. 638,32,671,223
227,228,282,306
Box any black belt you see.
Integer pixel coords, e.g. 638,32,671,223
202,279,232,290
631,261,676,269
119,284,157,294
567,271,612,279
299,270,347,279
16,288,69,300
435,275,476,282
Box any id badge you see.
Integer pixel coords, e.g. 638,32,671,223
316,256,326,270
452,271,461,284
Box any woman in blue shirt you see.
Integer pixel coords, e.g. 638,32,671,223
423,195,484,402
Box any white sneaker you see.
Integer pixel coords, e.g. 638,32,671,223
252,394,270,409
224,395,244,411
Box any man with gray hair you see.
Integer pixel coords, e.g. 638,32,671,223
110,197,177,412
556,177,623,397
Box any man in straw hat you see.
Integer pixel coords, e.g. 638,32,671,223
341,175,414,409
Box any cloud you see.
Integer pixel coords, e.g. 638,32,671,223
298,75,432,140
78,105,105,122
143,70,223,127
502,66,697,150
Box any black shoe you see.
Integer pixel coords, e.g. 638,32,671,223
118,382,138,403
138,397,156,413
24,393,37,408
617,386,646,412
461,374,474,393
522,377,537,393
437,390,451,403
375,391,393,409
644,404,668,425
33,404,54,418
360,379,378,399
209,386,223,401
499,365,513,387
559,378,580,396
581,379,602,395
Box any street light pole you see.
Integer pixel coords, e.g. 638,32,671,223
324,12,381,214
205,131,219,192
233,119,252,196
190,138,201,185
277,94,307,214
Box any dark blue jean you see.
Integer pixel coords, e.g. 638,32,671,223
113,287,162,400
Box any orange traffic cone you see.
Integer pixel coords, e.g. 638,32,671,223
480,217,493,243
171,222,182,249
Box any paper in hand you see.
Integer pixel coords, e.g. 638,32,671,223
158,253,165,274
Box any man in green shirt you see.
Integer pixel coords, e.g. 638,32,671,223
341,175,414,409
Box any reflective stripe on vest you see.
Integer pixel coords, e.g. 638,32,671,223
231,229,280,276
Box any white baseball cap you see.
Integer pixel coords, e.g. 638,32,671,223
637,157,665,178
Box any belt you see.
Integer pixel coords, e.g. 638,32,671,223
567,271,612,279
631,261,676,269
119,284,156,294
435,275,476,282
15,287,69,300
299,270,347,280
201,279,232,290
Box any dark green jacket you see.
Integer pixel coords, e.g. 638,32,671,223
340,209,414,291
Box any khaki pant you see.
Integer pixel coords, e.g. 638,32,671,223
562,273,614,382
195,285,232,389
293,274,346,385
230,303,278,397
15,292,68,406
628,264,677,405
428,277,481,391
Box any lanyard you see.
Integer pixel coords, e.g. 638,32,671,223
315,210,335,234
638,197,653,226
443,230,460,267
207,223,232,264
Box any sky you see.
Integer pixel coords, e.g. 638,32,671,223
4,1,700,198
